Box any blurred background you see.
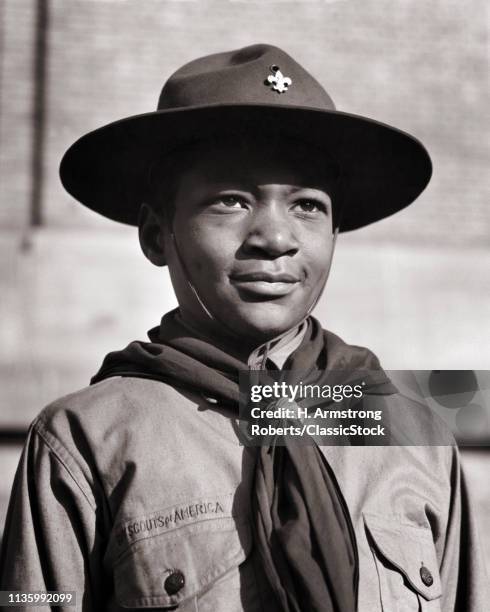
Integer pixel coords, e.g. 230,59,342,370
0,0,489,566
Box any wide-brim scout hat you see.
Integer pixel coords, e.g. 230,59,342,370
60,43,432,232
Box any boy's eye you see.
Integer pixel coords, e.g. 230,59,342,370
212,195,247,209
292,199,327,213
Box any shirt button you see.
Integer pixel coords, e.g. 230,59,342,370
420,565,434,586
164,569,185,595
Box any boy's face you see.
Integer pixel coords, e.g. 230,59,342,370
148,140,336,349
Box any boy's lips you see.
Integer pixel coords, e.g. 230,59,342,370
230,271,301,297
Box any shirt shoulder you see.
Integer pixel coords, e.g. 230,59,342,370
33,377,192,472
37,376,184,428
323,329,456,447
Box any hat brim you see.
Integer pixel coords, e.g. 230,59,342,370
59,104,432,232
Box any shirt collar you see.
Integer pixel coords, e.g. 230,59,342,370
247,320,308,370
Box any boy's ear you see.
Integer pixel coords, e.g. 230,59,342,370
138,203,168,267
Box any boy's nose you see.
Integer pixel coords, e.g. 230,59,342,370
242,203,299,258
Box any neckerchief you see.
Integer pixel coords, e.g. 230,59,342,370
92,311,396,612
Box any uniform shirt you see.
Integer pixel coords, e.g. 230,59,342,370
0,336,487,611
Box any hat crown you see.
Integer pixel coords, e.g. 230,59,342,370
157,44,336,111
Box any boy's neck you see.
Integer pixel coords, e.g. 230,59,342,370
175,309,308,367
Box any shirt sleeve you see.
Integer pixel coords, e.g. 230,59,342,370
0,420,108,611
440,445,489,612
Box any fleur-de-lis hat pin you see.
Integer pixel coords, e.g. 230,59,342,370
60,43,431,233
266,64,292,94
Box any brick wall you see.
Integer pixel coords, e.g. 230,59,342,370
0,0,36,229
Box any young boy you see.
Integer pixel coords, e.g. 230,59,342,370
0,44,486,611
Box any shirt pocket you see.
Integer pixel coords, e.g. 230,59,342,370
363,513,442,612
112,516,254,611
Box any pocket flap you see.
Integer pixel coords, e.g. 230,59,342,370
113,517,252,609
363,513,441,601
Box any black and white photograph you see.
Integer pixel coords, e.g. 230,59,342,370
0,1,488,610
